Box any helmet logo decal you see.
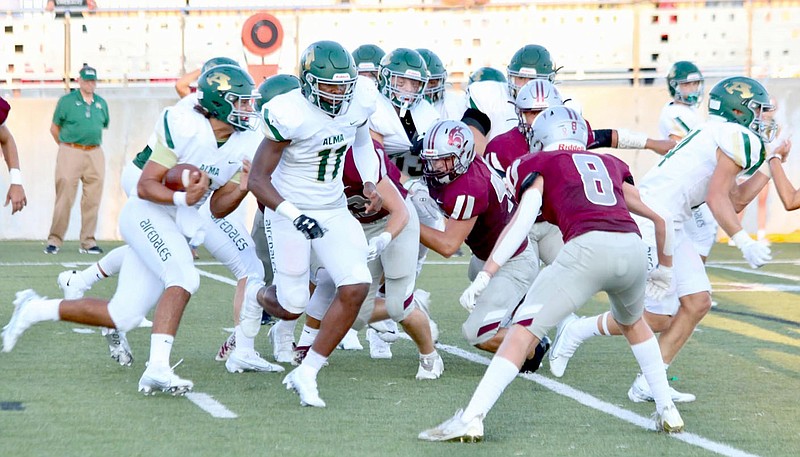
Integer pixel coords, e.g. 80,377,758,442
724,81,754,99
448,126,466,150
206,72,232,91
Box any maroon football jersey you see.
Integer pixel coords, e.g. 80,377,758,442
483,127,527,176
428,157,525,261
510,150,640,243
0,96,9,125
343,141,407,224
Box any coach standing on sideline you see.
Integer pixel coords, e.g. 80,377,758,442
45,64,109,255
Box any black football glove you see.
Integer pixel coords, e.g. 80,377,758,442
293,214,326,240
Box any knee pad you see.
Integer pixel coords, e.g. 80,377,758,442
109,302,147,333
165,267,200,296
276,274,311,314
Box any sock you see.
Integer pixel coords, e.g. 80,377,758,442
571,313,604,341
149,333,174,369
37,299,62,322
235,325,255,351
297,325,319,347
630,336,672,411
419,350,437,359
462,356,519,422
79,263,105,287
301,349,327,375
273,317,298,337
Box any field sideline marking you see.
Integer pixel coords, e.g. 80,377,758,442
431,341,761,457
185,392,237,419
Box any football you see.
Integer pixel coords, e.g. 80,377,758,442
163,163,201,191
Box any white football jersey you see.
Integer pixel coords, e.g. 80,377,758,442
465,80,517,141
639,117,764,223
262,76,377,210
369,93,439,178
658,101,703,140
151,107,261,206
433,88,467,121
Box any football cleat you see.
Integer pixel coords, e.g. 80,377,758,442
138,363,193,396
628,373,696,403
415,351,444,380
225,349,285,373
519,336,551,374
653,404,685,433
337,328,363,351
369,319,401,343
240,280,265,338
548,313,581,377
57,270,89,300
102,328,133,366
366,328,392,359
418,409,484,442
269,322,296,363
215,332,236,361
283,367,325,407
2,289,44,353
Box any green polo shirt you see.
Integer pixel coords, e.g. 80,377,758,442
52,89,109,146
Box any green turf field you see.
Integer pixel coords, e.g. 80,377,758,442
0,241,798,457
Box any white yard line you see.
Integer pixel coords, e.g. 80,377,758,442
185,392,237,419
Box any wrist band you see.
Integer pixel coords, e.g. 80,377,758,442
276,200,302,221
172,191,188,207
767,154,782,163
616,129,648,150
9,168,23,185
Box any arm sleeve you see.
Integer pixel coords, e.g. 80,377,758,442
461,108,491,137
491,188,541,268
352,124,380,184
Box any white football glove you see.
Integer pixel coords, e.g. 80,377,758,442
367,232,392,261
732,230,771,269
645,265,673,301
459,271,492,313
405,179,442,227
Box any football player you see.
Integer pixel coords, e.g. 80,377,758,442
0,95,26,215
3,64,269,395
419,120,548,371
416,48,465,121
419,106,682,442
548,77,789,403
241,40,382,408
352,43,385,84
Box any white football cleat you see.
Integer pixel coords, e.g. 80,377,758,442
366,328,392,359
548,313,580,378
269,322,296,363
225,348,284,373
369,319,400,343
57,270,89,300
215,332,236,361
138,363,193,396
654,404,685,433
628,373,696,403
418,409,484,442
337,328,363,351
415,351,444,380
2,289,44,353
102,328,133,366
239,280,265,338
283,367,325,407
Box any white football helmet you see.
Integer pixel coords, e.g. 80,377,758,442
528,106,588,153
421,120,476,185
515,79,563,137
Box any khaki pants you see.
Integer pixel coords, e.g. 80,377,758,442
47,143,105,249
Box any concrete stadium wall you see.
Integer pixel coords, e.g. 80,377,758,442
1,79,798,242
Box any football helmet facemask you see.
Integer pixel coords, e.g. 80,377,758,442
299,40,358,117
708,76,777,143
667,61,704,106
378,48,429,112
197,64,259,131
421,120,476,186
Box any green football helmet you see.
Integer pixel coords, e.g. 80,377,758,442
299,40,358,116
197,64,259,131
667,61,704,106
256,74,302,111
378,47,429,111
708,76,777,143
468,67,506,85
507,44,556,98
416,48,447,104
352,44,385,79
201,56,239,74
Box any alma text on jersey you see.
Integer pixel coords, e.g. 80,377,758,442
322,134,345,146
